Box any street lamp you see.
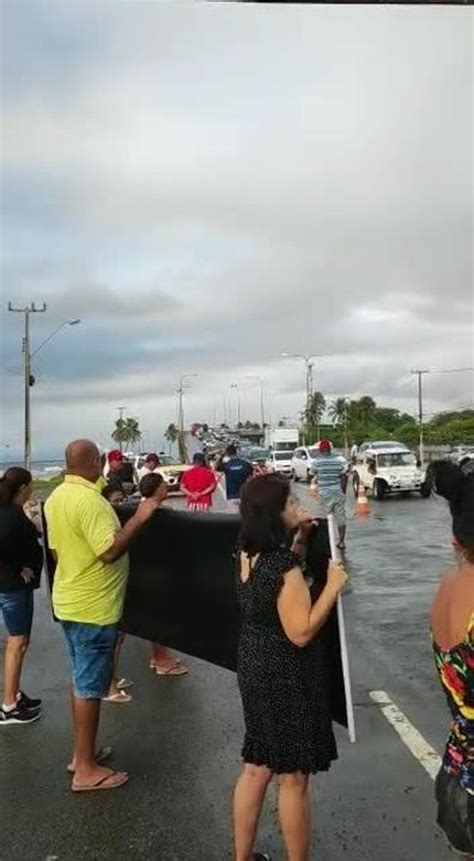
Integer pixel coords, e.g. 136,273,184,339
230,383,241,427
177,374,198,436
410,366,474,465
244,376,265,429
30,318,81,358
7,303,81,470
281,352,324,443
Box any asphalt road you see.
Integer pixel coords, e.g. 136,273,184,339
0,480,455,861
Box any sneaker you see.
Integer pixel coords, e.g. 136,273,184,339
253,854,272,861
17,691,42,710
0,705,41,726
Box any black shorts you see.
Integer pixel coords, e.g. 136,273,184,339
435,768,474,855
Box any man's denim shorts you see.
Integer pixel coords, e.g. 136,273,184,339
61,621,118,699
0,590,34,636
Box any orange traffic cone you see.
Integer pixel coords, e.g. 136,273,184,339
355,481,370,517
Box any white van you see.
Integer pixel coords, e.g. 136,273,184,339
352,446,429,500
266,450,294,476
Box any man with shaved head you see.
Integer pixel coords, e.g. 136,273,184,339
45,439,161,792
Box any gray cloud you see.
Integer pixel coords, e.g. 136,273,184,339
0,3,472,458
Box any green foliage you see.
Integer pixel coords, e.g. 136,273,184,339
112,416,142,448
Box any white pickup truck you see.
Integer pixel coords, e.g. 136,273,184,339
352,446,430,500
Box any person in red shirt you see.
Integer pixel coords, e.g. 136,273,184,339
181,453,217,512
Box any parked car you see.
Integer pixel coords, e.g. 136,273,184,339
266,450,293,476
134,454,189,494
352,446,429,499
291,446,321,482
245,447,271,467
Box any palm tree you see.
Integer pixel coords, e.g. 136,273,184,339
329,397,347,427
124,418,142,451
303,392,326,443
111,416,142,452
165,423,179,445
111,418,128,452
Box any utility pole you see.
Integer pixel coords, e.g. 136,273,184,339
411,370,429,465
8,302,47,470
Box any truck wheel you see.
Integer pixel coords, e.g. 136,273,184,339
373,479,386,500
293,471,299,483
306,470,312,483
420,482,431,498
352,473,360,496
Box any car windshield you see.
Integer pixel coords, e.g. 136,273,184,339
159,455,179,466
371,441,406,450
249,449,270,460
274,452,291,461
377,452,416,468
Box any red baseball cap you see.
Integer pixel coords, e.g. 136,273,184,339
319,439,332,453
108,449,124,463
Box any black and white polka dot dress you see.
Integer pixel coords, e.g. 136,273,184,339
236,547,338,775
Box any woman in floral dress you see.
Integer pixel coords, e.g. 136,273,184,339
429,460,473,858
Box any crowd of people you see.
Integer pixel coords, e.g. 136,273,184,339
0,439,472,860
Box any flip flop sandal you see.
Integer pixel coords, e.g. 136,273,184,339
155,663,188,676
67,745,112,774
116,678,134,690
72,769,129,793
102,690,132,703
149,657,181,670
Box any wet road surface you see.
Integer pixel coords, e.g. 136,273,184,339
0,480,455,860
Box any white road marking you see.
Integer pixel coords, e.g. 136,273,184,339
369,690,441,781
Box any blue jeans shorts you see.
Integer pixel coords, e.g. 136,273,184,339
0,590,34,637
61,621,118,699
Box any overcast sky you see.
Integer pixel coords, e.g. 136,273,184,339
1,2,472,459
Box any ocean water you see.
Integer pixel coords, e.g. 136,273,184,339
0,459,64,479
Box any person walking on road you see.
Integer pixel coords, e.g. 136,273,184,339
45,440,160,791
429,461,473,859
216,445,253,512
0,468,43,726
310,439,349,550
233,474,347,861
180,452,217,512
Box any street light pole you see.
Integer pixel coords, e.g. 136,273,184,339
8,302,47,470
177,374,198,460
282,353,323,445
411,370,429,465
245,376,265,429
230,384,241,426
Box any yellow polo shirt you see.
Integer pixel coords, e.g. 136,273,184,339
44,475,129,625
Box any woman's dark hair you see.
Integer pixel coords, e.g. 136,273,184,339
139,472,165,498
427,460,474,561
102,483,123,502
0,467,32,506
193,453,206,467
238,474,291,556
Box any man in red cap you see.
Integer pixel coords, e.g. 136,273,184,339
310,439,349,549
105,451,134,495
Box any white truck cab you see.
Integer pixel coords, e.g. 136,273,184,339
353,446,429,500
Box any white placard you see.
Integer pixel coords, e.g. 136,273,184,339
327,514,356,743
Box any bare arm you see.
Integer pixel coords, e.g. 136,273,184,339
100,499,160,564
277,562,347,648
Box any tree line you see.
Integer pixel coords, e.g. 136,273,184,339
303,393,474,447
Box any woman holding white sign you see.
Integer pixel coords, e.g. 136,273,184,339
233,474,347,861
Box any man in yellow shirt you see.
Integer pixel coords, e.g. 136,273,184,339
45,439,161,792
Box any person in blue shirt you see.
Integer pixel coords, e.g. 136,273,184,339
216,445,253,511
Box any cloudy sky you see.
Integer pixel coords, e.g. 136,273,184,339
1,2,472,460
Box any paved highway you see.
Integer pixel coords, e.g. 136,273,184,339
0,480,454,860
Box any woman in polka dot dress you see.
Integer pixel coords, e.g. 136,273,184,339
233,474,347,861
